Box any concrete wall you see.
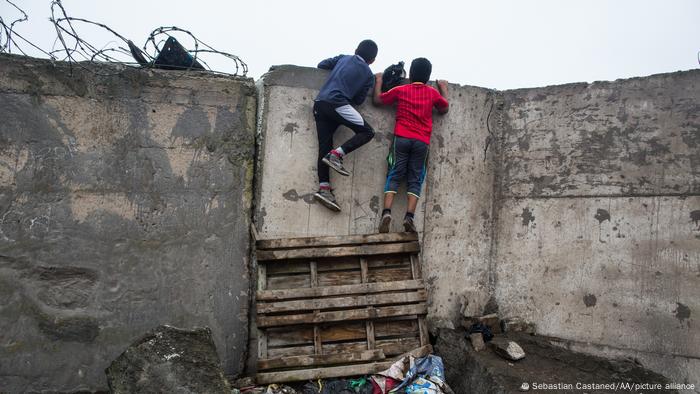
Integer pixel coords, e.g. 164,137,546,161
0,55,256,392
254,65,496,326
494,70,700,385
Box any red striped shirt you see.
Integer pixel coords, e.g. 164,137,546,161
379,82,449,145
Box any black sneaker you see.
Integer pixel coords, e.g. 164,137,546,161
378,212,392,233
403,216,417,233
322,153,351,176
313,189,341,212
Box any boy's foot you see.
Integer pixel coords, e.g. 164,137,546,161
378,212,392,233
314,189,341,212
403,216,417,233
322,153,351,176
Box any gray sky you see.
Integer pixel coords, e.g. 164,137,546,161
3,0,699,89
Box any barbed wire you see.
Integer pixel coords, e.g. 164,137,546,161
2,0,247,77
144,26,248,76
0,0,56,59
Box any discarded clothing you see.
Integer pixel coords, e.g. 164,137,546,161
393,355,448,393
403,377,442,394
370,375,400,394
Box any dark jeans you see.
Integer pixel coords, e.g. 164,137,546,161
313,100,375,183
384,136,429,197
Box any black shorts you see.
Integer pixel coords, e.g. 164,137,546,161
384,136,429,198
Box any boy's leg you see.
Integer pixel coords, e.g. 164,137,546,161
313,101,341,211
404,139,429,232
379,136,410,233
329,104,375,156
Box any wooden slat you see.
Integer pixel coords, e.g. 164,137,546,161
257,345,433,384
317,270,362,287
360,258,368,282
257,264,267,291
266,274,310,290
367,266,413,282
256,232,418,250
257,290,427,314
366,321,375,350
418,316,429,346
310,261,318,287
257,279,424,301
257,329,268,359
314,326,322,355
257,303,427,328
410,254,422,279
257,360,395,384
258,349,385,371
257,242,420,261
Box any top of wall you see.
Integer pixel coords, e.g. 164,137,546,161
0,53,255,105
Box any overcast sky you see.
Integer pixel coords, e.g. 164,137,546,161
2,0,699,89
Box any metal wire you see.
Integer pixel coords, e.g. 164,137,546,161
3,0,247,77
0,0,55,59
144,26,248,76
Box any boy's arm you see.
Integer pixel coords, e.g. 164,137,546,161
352,73,375,105
318,55,343,70
372,72,384,106
435,79,449,114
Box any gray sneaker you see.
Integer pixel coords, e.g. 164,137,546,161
403,216,417,233
322,153,350,176
313,189,341,212
378,212,392,233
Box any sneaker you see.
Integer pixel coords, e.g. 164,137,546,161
313,189,341,212
378,212,392,233
403,216,417,233
322,153,351,176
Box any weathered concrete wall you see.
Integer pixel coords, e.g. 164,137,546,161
254,65,496,327
0,55,256,392
494,70,700,385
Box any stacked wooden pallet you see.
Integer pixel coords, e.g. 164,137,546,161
254,232,430,384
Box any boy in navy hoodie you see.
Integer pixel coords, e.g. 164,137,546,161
312,39,378,212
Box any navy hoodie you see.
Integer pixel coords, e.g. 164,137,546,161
316,54,374,106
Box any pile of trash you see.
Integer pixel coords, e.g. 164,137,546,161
234,354,454,394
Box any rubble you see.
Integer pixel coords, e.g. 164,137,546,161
490,338,526,361
105,325,231,394
500,317,536,334
468,332,486,352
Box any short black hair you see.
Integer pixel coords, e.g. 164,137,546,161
409,58,432,83
355,40,378,63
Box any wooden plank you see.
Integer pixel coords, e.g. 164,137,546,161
267,327,313,347
367,266,414,282
375,319,419,338
266,274,310,290
257,242,420,261
267,261,311,275
256,360,396,384
314,326,322,355
418,316,429,346
256,232,418,250
366,321,375,350
257,279,424,301
317,270,362,287
410,254,423,279
257,263,267,291
309,261,318,287
320,323,366,342
376,337,422,356
258,349,385,371
257,303,427,328
257,329,268,359
268,346,313,358
257,290,427,314
360,258,368,283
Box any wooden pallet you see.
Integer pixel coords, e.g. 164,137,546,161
255,232,430,384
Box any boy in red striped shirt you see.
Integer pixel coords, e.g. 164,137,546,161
372,58,449,232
